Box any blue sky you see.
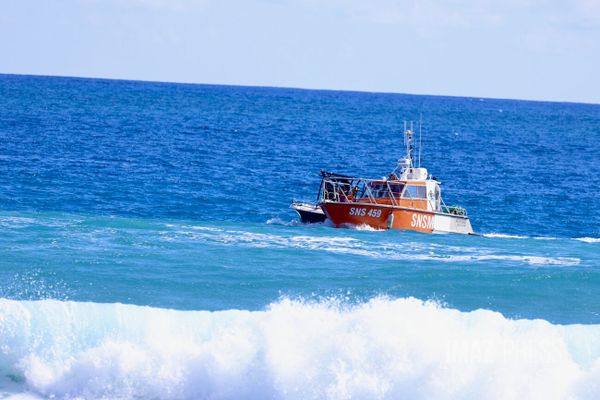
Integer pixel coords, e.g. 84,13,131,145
1,0,599,103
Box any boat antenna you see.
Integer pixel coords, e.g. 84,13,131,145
395,120,414,176
408,121,413,167
418,113,423,168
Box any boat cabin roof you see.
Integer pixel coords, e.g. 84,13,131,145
369,179,427,186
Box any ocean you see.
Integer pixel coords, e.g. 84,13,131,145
0,74,599,399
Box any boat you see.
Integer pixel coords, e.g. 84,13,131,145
291,201,327,223
291,171,355,224
317,123,474,234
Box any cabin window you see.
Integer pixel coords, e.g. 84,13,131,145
366,183,396,198
403,185,427,199
388,183,405,197
365,183,410,198
369,184,389,198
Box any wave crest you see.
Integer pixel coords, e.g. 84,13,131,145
1,298,600,399
576,237,600,244
483,233,529,239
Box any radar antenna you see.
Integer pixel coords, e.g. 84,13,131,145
418,114,423,168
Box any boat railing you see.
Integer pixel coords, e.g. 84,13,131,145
321,176,468,217
320,177,406,207
439,196,468,216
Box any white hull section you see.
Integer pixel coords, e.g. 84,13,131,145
433,213,474,235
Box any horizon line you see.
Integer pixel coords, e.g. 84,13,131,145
2,72,598,107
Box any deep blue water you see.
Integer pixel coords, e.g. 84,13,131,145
1,74,600,399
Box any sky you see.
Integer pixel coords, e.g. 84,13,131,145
1,0,599,103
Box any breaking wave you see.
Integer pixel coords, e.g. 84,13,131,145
2,298,600,399
266,217,301,226
576,237,600,244
483,233,529,239
483,233,560,241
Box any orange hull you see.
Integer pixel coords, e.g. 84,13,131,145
321,202,435,233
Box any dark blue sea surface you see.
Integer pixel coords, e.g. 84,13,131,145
0,74,599,399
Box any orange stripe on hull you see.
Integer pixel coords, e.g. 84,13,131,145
321,203,435,233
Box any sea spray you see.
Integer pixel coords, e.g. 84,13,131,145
1,297,600,399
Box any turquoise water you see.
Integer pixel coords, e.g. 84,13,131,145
1,74,599,399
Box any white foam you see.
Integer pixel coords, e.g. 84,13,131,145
266,217,301,226
435,255,580,266
165,223,223,232
1,297,600,400
0,216,37,227
483,233,529,239
346,224,385,232
576,237,600,244
160,227,581,266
